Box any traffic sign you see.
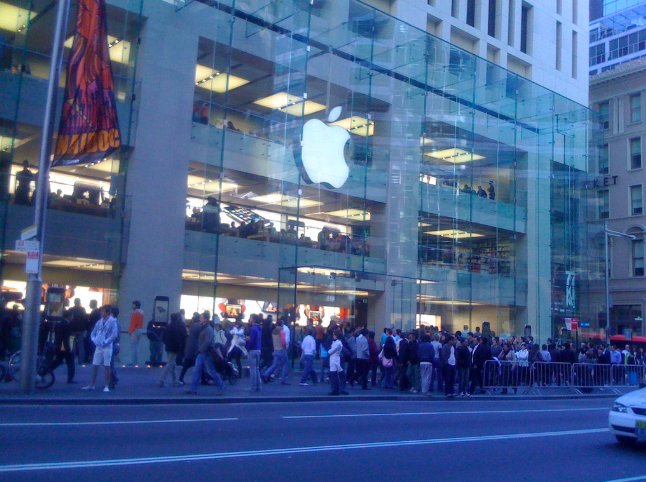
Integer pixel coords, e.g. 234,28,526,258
15,240,40,252
25,251,39,274
20,224,37,240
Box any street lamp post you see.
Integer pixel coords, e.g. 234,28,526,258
604,220,636,344
19,0,71,394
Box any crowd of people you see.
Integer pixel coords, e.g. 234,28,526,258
4,298,646,396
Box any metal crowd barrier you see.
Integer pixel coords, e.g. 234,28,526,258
482,360,646,394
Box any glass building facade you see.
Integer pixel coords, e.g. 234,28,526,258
0,0,603,347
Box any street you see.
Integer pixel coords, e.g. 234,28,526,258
0,398,644,481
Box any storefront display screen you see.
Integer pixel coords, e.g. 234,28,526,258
225,304,242,318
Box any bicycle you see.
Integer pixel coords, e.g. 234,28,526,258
5,350,56,389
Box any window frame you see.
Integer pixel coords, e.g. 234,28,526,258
630,184,643,216
630,137,642,170
630,93,642,124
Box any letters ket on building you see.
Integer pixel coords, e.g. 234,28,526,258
52,0,121,167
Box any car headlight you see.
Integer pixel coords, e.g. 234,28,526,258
612,402,628,413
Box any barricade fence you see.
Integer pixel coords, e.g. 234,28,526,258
482,360,645,392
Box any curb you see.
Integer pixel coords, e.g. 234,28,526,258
0,393,619,406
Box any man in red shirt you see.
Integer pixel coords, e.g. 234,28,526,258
128,301,144,366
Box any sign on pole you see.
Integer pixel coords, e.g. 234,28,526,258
21,224,37,241
15,240,40,252
25,252,39,274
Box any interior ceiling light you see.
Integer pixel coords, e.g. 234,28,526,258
0,2,35,33
195,64,249,93
329,116,374,137
65,35,131,64
186,175,238,193
253,92,325,117
250,193,322,208
420,136,434,146
424,229,484,239
425,148,484,163
322,208,370,221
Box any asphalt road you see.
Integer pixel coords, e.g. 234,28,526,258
0,398,644,482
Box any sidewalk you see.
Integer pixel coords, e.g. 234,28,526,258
0,364,630,405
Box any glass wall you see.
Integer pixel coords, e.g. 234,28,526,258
0,0,142,304
179,0,600,340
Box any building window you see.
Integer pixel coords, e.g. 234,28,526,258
633,238,644,276
630,93,641,123
599,143,609,174
556,22,562,71
631,185,643,215
598,101,609,129
572,31,578,79
466,0,476,27
488,0,496,37
599,189,609,219
520,3,532,54
452,0,458,18
589,43,606,66
631,137,642,169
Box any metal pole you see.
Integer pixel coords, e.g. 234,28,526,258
604,220,611,345
19,0,71,394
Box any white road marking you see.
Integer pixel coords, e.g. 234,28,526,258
283,407,608,419
0,428,608,472
604,476,646,482
0,417,237,427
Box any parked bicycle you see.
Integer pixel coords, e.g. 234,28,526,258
3,350,55,389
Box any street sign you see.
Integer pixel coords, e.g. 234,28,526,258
20,224,37,241
25,251,39,274
15,240,40,252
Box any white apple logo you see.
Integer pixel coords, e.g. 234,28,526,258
300,106,350,189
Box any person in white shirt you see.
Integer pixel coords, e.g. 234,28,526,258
328,329,347,395
82,305,118,393
299,327,317,386
227,321,247,375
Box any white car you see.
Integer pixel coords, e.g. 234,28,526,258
609,385,646,445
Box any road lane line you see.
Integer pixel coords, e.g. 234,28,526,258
604,476,646,482
0,428,608,472
0,417,237,427
283,407,608,419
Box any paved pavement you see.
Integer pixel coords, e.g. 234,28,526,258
0,363,634,404
0,398,644,481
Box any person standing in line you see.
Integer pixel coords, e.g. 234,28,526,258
381,335,397,389
158,313,186,387
147,317,164,366
367,331,380,387
262,318,290,385
109,307,121,389
247,314,262,392
406,332,421,393
328,329,348,395
85,300,101,363
178,313,201,386
469,337,491,395
49,310,76,384
315,321,325,359
456,338,471,397
441,336,457,398
299,326,317,386
351,328,370,390
185,311,225,395
82,305,118,392
417,334,435,395
69,298,87,365
260,316,274,372
128,301,144,366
